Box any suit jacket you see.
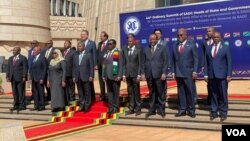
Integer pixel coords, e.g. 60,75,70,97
172,40,198,78
142,44,168,79
204,43,232,79
6,54,28,82
28,48,34,72
83,40,97,66
73,52,94,82
201,40,213,67
30,54,48,82
44,47,55,65
122,45,142,78
102,48,123,80
97,40,109,66
158,39,170,67
63,48,76,77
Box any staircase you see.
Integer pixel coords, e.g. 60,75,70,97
0,95,51,121
112,98,250,131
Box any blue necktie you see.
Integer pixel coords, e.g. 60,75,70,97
79,54,83,65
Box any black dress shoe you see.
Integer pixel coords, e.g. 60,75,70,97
30,108,38,111
187,112,196,118
107,112,112,118
159,112,166,118
175,111,186,117
10,107,19,111
125,110,134,115
78,107,85,112
38,107,45,111
84,108,90,113
220,115,227,122
210,114,218,120
135,110,141,116
18,107,26,111
145,112,156,118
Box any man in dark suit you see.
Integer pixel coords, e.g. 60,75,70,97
172,28,198,118
204,31,232,121
6,47,28,111
81,30,97,102
122,34,142,116
63,40,76,105
30,46,47,111
73,42,94,112
202,27,216,105
102,39,122,118
154,29,170,105
44,40,55,101
27,40,39,102
97,31,109,101
141,34,168,118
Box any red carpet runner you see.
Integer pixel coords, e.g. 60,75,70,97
24,101,109,140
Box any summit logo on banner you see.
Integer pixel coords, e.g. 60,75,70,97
123,16,141,35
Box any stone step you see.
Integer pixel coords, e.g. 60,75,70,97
119,113,250,125
140,108,250,118
0,103,52,110
113,119,222,131
0,113,50,121
0,108,52,115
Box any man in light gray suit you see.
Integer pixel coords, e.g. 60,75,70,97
102,39,122,118
81,30,97,102
172,28,198,118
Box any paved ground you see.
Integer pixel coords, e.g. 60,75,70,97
0,79,249,141
52,125,221,141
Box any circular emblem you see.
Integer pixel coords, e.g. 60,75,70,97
123,16,141,35
235,39,242,47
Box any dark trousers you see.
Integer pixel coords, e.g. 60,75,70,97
146,77,166,114
32,80,45,109
126,77,141,112
176,77,196,113
207,82,212,104
11,79,26,108
98,65,106,99
106,79,120,113
44,75,51,101
90,81,95,102
209,78,228,116
77,80,91,110
65,76,75,104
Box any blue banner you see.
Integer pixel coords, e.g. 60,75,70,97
119,0,250,78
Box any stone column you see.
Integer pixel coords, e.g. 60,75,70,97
68,1,72,16
0,0,51,57
75,3,79,17
63,0,67,16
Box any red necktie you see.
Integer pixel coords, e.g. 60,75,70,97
64,50,68,58
213,45,218,58
13,57,16,65
101,42,105,52
179,43,184,54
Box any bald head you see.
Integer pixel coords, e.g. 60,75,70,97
178,28,187,43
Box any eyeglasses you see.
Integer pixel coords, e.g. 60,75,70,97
31,43,35,44
53,52,57,54
47,43,51,44
108,43,113,45
178,34,183,37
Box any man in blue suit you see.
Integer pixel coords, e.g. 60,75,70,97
204,31,232,121
81,30,97,102
27,40,39,102
172,28,198,118
142,34,168,118
202,27,216,105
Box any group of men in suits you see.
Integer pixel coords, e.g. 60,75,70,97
6,27,231,121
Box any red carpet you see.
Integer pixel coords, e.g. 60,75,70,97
24,101,108,140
